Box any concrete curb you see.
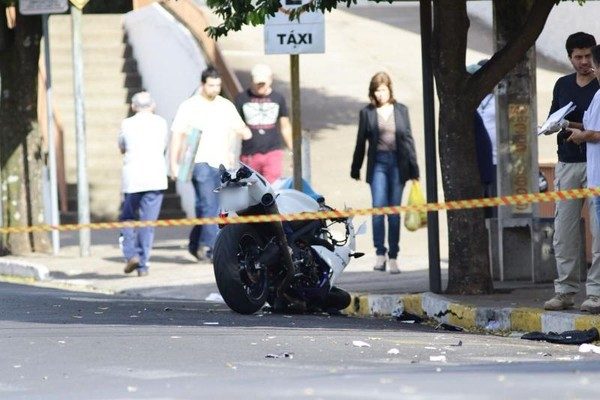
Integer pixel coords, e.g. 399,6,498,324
345,292,600,334
0,259,49,281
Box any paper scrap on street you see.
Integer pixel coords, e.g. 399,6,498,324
352,340,371,348
579,343,600,354
204,293,225,303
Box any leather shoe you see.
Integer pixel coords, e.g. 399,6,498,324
124,257,140,274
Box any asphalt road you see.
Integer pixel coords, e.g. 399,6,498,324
1,282,599,400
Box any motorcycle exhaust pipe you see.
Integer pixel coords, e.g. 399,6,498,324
260,193,296,301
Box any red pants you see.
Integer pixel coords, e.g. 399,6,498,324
240,149,284,183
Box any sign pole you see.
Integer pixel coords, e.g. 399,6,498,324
71,4,91,256
290,54,303,192
42,14,61,254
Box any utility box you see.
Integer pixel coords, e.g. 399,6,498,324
487,217,587,283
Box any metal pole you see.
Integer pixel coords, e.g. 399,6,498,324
71,6,90,256
43,14,60,255
301,130,311,185
419,0,441,293
290,54,303,192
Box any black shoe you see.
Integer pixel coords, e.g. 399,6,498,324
188,247,202,262
373,262,386,272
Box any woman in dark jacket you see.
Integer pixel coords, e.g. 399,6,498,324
350,72,420,274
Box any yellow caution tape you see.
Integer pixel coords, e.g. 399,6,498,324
1,187,599,234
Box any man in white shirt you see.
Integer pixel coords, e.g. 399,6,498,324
170,66,251,261
565,43,600,314
119,92,168,277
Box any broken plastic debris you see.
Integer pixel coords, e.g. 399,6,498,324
396,311,424,323
579,343,600,354
205,293,225,303
265,352,294,359
387,348,400,355
485,321,501,330
203,322,219,325
430,355,447,362
352,340,371,348
435,322,463,332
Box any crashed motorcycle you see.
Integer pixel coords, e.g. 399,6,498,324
212,164,365,315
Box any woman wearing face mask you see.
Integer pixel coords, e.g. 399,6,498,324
350,72,420,274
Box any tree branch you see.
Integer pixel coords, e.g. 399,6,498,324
468,0,555,103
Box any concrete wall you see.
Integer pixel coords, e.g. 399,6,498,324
468,1,600,69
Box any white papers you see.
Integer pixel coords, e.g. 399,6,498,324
538,101,575,136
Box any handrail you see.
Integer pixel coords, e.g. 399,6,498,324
158,0,243,99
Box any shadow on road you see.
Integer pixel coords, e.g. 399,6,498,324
0,282,433,333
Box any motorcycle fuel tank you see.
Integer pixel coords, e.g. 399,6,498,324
275,189,320,215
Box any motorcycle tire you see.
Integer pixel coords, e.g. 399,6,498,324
321,286,352,311
213,224,268,314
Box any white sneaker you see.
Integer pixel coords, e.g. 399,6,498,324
373,255,386,272
388,259,400,275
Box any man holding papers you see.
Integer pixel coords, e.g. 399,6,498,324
543,33,600,313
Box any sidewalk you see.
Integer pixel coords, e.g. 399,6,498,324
2,228,599,335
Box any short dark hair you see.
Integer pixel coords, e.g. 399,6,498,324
592,45,600,66
201,66,220,83
565,32,596,57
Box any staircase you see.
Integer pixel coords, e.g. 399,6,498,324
49,14,183,222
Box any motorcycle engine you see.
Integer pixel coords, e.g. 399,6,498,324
290,245,323,289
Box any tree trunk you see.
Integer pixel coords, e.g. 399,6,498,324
432,1,493,294
430,0,554,293
0,9,50,255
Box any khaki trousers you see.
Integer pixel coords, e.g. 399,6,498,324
553,162,600,296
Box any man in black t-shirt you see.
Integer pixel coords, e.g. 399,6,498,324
235,64,292,183
544,32,600,313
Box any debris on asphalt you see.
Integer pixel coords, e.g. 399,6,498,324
429,355,447,362
367,337,382,341
205,293,225,303
450,340,463,347
387,348,400,355
435,323,463,332
391,304,404,318
170,336,181,339
352,340,371,348
485,321,501,331
203,322,219,325
522,328,599,345
396,311,424,324
265,352,294,359
579,343,600,354
163,307,172,312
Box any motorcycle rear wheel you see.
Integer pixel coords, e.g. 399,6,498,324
213,224,268,314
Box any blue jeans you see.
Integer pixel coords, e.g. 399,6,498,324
189,162,221,253
369,151,404,259
120,190,164,269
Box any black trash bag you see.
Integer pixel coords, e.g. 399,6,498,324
521,327,599,345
